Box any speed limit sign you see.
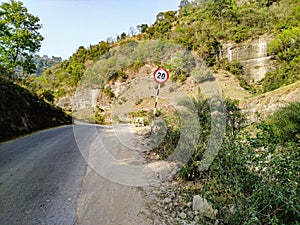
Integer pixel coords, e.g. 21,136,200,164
153,68,169,84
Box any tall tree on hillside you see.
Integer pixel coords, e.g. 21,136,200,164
137,24,148,33
0,0,44,76
206,0,236,30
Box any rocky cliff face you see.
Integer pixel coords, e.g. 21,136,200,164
222,35,275,83
57,89,98,110
55,35,298,125
57,88,105,122
56,65,155,123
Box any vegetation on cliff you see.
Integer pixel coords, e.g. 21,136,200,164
0,76,71,141
26,0,299,98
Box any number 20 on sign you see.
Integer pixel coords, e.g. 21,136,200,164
153,68,169,84
150,68,169,134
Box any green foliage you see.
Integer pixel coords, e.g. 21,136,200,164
129,109,151,126
25,0,299,98
224,60,252,90
25,41,111,98
33,55,62,76
103,87,115,99
151,108,180,160
268,27,300,62
199,131,299,224
179,97,245,180
129,109,148,118
260,60,299,92
0,0,44,76
107,69,128,82
260,27,300,92
38,89,55,103
164,11,176,22
153,128,180,159
170,68,189,84
0,75,71,141
143,10,177,39
152,96,299,223
180,101,300,224
178,0,190,9
202,39,222,66
224,98,246,134
137,24,148,33
4,1,298,222
268,102,300,143
13,55,62,77
94,109,105,124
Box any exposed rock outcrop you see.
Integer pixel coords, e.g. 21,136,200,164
193,195,218,220
222,35,275,83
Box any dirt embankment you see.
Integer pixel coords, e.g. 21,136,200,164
0,76,72,141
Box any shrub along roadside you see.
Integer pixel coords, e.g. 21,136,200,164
197,126,299,224
152,98,299,224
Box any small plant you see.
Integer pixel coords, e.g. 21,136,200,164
38,89,55,103
94,107,105,124
224,60,252,90
103,87,115,99
94,112,105,124
129,110,150,126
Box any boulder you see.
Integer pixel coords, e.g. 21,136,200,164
192,195,218,220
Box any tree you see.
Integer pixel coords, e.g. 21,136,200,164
156,12,165,23
116,32,127,42
137,24,148,33
206,0,235,30
179,0,190,9
0,0,44,76
128,26,136,37
120,32,127,40
164,11,176,22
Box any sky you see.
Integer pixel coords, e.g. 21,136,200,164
18,0,180,59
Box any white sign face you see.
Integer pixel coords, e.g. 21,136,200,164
153,68,169,84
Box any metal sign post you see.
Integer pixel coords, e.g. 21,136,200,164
150,68,169,135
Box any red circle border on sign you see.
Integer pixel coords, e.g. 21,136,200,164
153,68,169,84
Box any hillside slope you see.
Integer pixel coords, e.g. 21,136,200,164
0,76,72,141
25,0,299,124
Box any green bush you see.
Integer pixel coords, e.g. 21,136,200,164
224,60,252,90
94,111,105,124
268,102,300,143
38,89,54,103
268,27,300,62
103,87,115,99
152,97,299,224
188,102,300,224
179,97,245,180
261,27,300,92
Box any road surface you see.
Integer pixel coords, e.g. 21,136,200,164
0,125,154,225
0,126,91,224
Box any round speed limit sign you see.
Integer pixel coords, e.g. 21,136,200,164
153,68,169,84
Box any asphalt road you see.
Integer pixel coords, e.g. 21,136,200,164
0,125,100,225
